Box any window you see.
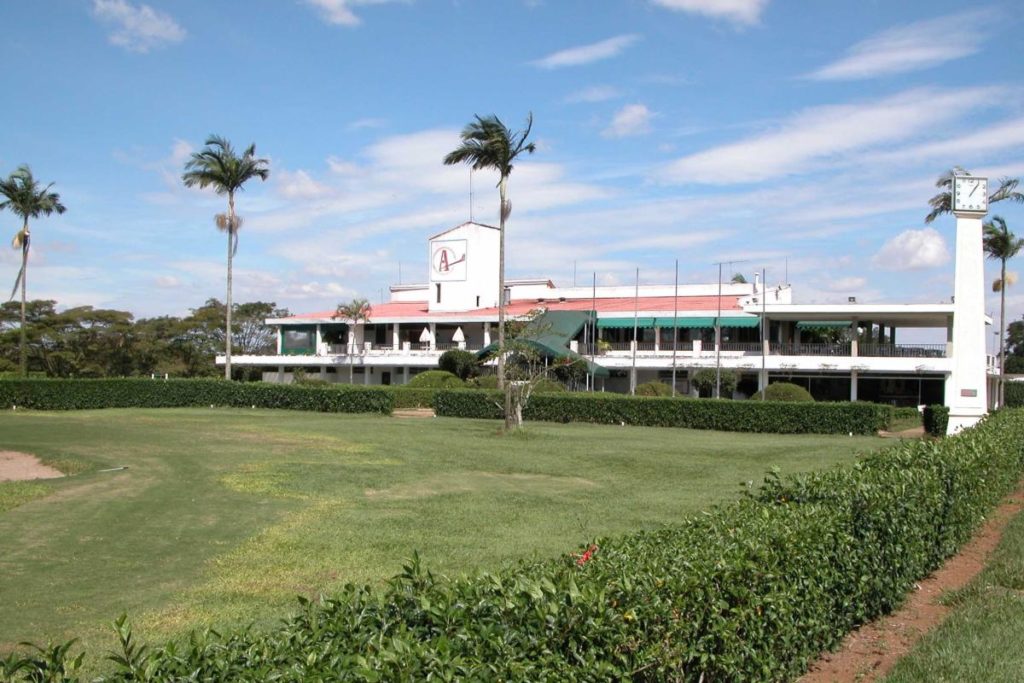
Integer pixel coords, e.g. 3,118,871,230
476,295,480,307
436,283,442,303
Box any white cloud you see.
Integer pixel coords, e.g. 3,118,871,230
92,0,186,53
531,34,640,69
565,85,622,104
807,11,990,81
275,169,331,200
872,228,950,270
603,104,655,138
663,87,1002,184
303,0,405,27
650,0,767,26
154,275,181,288
824,276,867,292
347,117,387,130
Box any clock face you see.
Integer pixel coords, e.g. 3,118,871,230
430,239,467,281
953,176,988,214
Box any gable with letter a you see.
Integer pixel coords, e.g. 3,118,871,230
431,239,467,282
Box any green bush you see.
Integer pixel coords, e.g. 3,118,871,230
892,405,922,421
923,404,950,437
754,381,814,402
691,367,739,397
465,374,564,392
635,380,673,397
10,410,1023,681
385,387,439,409
437,349,479,380
435,390,892,435
1006,382,1024,408
0,379,393,414
405,370,465,389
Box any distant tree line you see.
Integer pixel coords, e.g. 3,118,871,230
0,299,286,379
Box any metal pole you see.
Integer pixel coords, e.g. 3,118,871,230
715,262,722,399
760,266,767,399
631,267,639,395
671,258,678,397
591,272,597,392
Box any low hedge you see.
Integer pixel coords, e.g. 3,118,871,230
385,387,439,409
0,379,394,414
7,410,1023,681
923,404,950,437
434,390,892,435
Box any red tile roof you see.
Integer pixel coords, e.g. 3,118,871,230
281,295,742,322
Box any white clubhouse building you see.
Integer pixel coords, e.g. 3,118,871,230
221,220,998,412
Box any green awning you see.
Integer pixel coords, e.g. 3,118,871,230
719,316,760,328
657,316,714,328
796,320,852,330
477,311,610,377
597,317,655,329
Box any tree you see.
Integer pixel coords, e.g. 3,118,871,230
984,216,1024,407
443,113,536,400
924,167,1024,224
438,348,478,380
182,136,270,380
334,298,371,384
0,166,66,376
730,273,747,284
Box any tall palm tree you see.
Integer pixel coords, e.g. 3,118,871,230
334,298,371,384
182,136,269,380
984,216,1024,407
443,113,536,395
0,165,66,376
924,167,1024,224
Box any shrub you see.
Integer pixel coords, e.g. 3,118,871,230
405,370,465,389
691,368,738,397
0,378,393,414
465,374,564,392
438,349,479,380
754,382,814,402
10,410,1023,682
385,387,439,409
1006,382,1024,408
435,390,891,435
923,404,950,437
635,380,673,397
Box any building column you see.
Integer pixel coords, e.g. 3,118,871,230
277,365,284,383
277,330,283,355
315,324,323,355
890,326,896,345
850,320,859,357
364,366,370,385
758,368,768,392
654,326,660,352
392,323,400,350
403,366,410,385
429,322,437,351
850,369,858,402
483,323,491,347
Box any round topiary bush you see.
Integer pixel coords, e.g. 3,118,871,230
635,380,673,397
438,349,479,380
755,382,814,402
406,370,465,389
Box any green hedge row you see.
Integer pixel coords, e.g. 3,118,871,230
434,390,892,435
0,379,393,414
6,410,1022,681
384,387,439,409
923,404,950,437
1006,381,1024,408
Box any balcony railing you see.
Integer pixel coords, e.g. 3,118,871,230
719,342,763,354
859,343,946,358
772,343,852,356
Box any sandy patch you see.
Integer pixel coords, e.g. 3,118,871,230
0,451,64,482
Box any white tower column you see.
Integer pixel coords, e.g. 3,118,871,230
945,214,988,433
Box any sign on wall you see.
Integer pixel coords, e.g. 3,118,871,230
431,239,467,282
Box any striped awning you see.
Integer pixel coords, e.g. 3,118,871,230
597,317,656,329
656,317,715,328
718,316,760,328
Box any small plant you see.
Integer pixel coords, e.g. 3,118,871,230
690,368,739,398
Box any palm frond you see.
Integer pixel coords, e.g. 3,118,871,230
8,262,24,301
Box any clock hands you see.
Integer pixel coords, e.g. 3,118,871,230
968,182,980,198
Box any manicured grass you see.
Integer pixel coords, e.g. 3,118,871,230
0,408,883,661
885,508,1024,683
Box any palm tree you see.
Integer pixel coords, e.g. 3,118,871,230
443,113,536,397
0,166,66,376
924,167,1024,224
984,216,1024,407
182,136,269,380
334,298,371,384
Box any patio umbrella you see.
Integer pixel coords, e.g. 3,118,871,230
452,326,465,343
419,326,432,343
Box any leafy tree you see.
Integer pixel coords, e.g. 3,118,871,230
334,298,371,384
730,273,747,284
691,368,738,398
438,348,478,380
636,380,673,397
444,113,536,394
984,216,1024,406
182,136,270,380
0,165,66,376
924,167,1024,224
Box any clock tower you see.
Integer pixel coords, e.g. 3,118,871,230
944,175,989,434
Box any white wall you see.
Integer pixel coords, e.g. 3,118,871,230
428,223,500,312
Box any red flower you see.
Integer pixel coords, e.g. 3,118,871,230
576,544,599,567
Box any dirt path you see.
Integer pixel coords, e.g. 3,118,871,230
0,450,64,482
798,484,1024,682
392,408,435,419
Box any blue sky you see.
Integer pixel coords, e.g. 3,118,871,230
2,0,1023,345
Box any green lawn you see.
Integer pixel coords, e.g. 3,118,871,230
884,507,1024,683
0,408,883,658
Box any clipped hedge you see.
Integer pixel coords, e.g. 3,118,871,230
385,387,439,409
7,410,1023,682
923,404,950,437
0,379,393,414
434,390,892,435
1006,381,1024,408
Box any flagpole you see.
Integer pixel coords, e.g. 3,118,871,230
591,271,597,392
671,258,678,398
631,267,639,395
